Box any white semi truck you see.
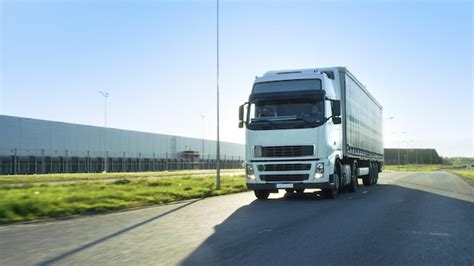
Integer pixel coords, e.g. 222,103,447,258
238,67,383,199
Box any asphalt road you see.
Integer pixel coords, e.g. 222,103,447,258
1,171,473,266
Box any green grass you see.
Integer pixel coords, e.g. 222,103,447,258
383,164,466,172
450,169,474,180
0,169,243,185
0,175,247,224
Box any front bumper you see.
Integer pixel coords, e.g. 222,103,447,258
245,159,331,188
247,182,331,190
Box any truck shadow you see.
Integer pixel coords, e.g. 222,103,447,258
181,184,474,265
36,199,201,266
280,190,326,200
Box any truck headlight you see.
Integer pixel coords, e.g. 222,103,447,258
246,164,255,180
314,163,324,178
254,146,262,157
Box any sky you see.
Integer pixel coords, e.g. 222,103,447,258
0,0,473,157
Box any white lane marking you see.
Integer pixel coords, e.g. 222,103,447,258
259,229,273,234
411,231,452,237
362,191,368,194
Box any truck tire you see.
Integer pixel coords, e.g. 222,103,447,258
363,162,372,186
368,162,374,184
324,174,339,199
371,163,377,185
254,190,270,200
347,161,358,192
336,161,344,193
374,163,379,184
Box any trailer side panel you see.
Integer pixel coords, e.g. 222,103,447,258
340,69,383,161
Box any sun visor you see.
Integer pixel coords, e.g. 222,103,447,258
249,90,325,102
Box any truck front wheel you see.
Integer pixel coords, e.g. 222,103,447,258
254,190,270,200
324,174,339,199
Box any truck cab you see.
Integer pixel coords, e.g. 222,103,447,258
239,69,344,199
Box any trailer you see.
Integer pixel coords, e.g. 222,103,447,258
238,67,383,199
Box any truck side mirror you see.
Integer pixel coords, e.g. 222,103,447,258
238,104,245,128
332,117,341,125
331,100,341,117
239,105,244,121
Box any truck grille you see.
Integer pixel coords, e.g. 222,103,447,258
261,145,314,157
262,164,311,171
260,174,309,182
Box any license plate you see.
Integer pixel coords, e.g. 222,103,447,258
276,184,294,189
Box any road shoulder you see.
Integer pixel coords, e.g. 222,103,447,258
450,172,474,187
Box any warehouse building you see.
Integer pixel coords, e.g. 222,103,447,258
384,148,442,165
0,115,244,175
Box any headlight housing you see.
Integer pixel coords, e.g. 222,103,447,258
314,163,324,178
246,164,256,180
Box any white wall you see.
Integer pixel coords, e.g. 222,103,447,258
0,115,244,160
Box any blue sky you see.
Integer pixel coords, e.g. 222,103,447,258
1,0,472,157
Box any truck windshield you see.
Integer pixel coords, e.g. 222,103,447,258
248,98,324,129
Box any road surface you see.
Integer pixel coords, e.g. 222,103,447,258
0,171,473,265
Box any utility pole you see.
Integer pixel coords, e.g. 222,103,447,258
200,115,205,158
99,91,109,173
215,0,221,189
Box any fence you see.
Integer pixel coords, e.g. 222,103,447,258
383,148,442,165
0,155,243,175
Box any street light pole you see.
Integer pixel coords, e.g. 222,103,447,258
99,91,109,173
215,0,221,189
200,115,205,158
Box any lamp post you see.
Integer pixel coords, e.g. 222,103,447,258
99,91,109,173
200,115,205,159
215,0,221,189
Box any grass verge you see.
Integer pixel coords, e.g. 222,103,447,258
383,164,466,172
0,175,246,224
449,170,474,181
0,169,243,185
